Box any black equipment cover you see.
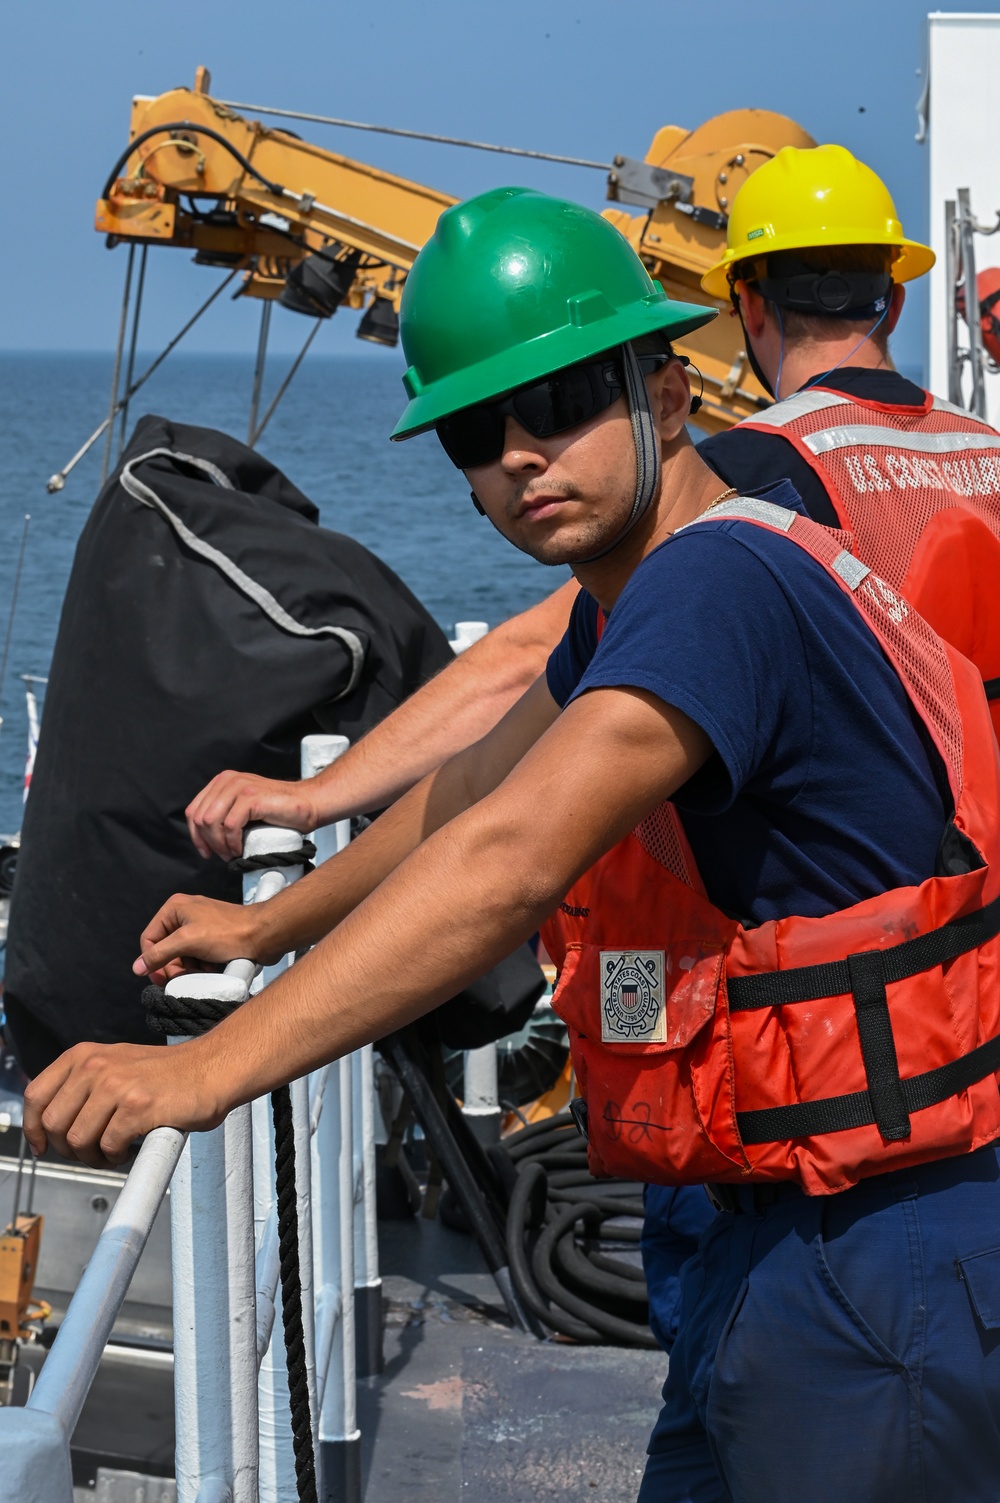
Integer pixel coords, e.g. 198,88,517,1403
5,416,542,1075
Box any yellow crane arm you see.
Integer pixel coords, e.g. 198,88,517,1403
95,71,815,430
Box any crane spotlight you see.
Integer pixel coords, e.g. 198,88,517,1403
356,295,400,347
281,245,362,318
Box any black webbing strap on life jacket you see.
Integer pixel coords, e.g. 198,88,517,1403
727,892,1000,1145
984,677,1000,702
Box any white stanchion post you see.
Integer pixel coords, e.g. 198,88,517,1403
351,1044,382,1378
168,986,259,1503
300,733,365,1499
449,619,489,654
462,1042,502,1146
312,1054,360,1501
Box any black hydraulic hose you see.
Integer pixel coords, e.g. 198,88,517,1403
505,1120,579,1160
553,1221,649,1306
503,1111,577,1144
101,120,287,201
505,1163,604,1344
547,1185,646,1218
531,1201,659,1349
502,1114,656,1345
588,1248,648,1283
527,1151,590,1172
587,1222,643,1244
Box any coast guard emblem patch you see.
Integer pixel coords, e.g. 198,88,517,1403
600,951,665,1043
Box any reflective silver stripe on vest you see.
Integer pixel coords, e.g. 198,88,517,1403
681,497,796,533
738,389,851,428
120,447,366,699
804,425,1000,457
930,395,995,427
830,550,871,590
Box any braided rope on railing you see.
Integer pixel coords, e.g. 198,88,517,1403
227,839,317,874
143,988,234,1036
143,967,318,1502
271,1083,318,1503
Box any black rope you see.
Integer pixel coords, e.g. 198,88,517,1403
142,965,318,1501
272,1084,318,1503
142,985,235,1036
228,840,316,874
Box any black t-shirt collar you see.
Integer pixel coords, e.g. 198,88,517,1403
794,365,926,408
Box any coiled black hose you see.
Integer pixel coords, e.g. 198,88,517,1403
503,1111,658,1348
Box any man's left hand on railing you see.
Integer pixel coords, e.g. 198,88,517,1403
22,1041,227,1170
133,892,284,985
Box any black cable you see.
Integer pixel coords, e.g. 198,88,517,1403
101,120,287,202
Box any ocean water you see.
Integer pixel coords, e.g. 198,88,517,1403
0,350,567,835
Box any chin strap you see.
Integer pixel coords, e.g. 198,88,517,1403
575,342,663,564
731,290,776,398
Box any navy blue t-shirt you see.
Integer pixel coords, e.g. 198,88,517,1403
545,481,949,926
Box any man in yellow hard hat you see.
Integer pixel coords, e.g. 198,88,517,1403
697,141,1000,742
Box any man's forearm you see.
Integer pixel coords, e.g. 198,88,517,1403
307,579,577,822
189,684,710,1111
255,761,463,956
145,676,563,976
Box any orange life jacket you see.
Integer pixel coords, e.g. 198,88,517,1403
544,498,1000,1197
738,385,1000,738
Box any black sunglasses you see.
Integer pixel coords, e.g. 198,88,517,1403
434,351,669,470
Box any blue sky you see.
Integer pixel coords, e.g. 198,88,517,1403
3,1,996,381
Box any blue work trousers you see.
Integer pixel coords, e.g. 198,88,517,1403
642,1185,716,1351
637,1143,1000,1503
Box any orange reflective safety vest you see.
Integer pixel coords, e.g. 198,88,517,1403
738,385,1000,738
544,498,1000,1197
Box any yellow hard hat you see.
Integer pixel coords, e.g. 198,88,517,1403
701,143,935,299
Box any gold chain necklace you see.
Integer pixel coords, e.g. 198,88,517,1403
663,486,740,542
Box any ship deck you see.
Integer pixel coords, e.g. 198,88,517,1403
15,1192,665,1502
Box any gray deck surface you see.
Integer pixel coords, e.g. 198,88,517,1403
363,1217,665,1502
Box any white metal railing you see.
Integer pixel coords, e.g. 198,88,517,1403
0,732,377,1503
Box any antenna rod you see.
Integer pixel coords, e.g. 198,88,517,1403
0,515,31,718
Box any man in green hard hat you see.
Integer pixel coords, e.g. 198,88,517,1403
25,187,1000,1503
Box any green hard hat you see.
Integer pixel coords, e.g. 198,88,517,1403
390,186,718,440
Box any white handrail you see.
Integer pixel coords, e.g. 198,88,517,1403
27,1125,186,1433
